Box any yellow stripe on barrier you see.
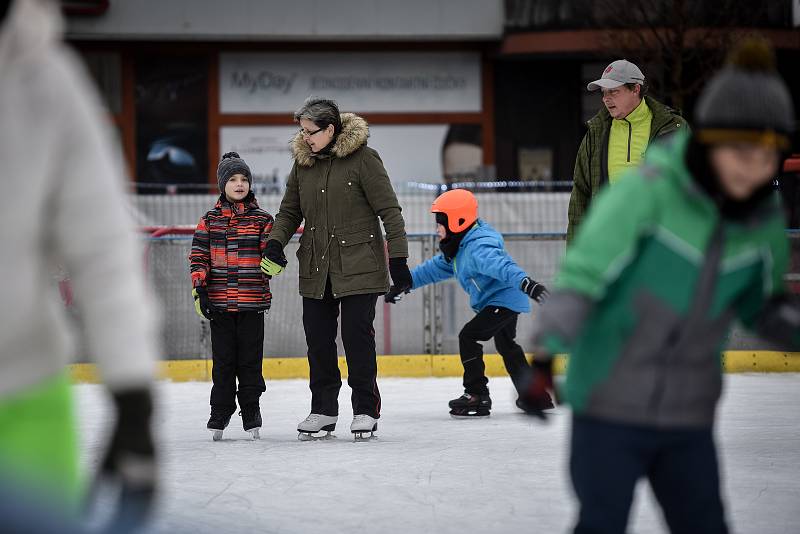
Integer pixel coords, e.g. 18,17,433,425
69,363,100,383
721,351,800,373
67,351,799,384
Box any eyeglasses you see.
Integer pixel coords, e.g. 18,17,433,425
300,127,325,138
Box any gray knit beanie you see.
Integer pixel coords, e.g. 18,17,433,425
695,37,794,150
217,152,252,192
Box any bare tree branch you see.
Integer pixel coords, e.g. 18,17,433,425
593,0,752,108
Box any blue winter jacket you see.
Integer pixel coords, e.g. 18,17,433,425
411,220,531,313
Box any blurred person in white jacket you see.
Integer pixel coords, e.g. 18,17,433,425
0,0,159,529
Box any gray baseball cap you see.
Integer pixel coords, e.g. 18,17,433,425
587,60,645,91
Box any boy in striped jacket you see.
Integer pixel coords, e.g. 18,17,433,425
189,152,274,440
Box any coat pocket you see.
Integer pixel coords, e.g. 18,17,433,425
211,246,227,268
338,230,379,275
296,236,314,279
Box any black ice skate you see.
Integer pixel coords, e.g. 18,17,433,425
207,409,233,441
297,414,337,441
448,392,491,418
516,393,555,415
240,404,262,440
351,414,378,441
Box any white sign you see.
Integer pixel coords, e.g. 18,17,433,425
220,126,297,195
219,52,482,114
795,0,800,27
220,124,451,186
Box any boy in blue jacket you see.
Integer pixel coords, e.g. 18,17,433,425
386,189,552,417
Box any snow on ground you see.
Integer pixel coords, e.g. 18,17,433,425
75,374,800,534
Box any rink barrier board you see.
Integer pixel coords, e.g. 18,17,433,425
68,351,799,383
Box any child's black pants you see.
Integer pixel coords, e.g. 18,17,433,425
570,414,728,534
458,306,529,395
209,310,266,414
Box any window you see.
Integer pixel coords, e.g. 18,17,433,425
135,55,208,189
82,52,122,114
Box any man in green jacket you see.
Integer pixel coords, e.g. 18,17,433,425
525,40,799,533
567,59,687,242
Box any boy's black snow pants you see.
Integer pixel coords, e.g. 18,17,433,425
302,279,381,419
209,310,266,414
570,414,728,534
458,306,530,395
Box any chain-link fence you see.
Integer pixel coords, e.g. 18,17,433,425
144,232,566,359
142,234,800,360
63,184,800,361
130,186,573,235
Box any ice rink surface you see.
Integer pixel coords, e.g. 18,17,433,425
76,374,800,534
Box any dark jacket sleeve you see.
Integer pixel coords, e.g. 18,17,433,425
268,163,303,248
189,214,211,288
259,212,275,256
753,294,800,350
567,132,592,245
735,228,799,349
361,147,409,258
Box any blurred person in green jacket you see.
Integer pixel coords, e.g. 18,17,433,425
524,38,799,534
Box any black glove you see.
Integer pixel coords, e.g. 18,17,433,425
519,357,557,421
264,239,288,267
91,388,157,531
388,257,412,291
521,277,549,304
193,286,213,320
757,293,800,348
385,285,410,304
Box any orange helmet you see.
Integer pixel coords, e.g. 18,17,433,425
431,189,478,233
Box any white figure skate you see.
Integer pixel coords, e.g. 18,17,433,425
351,414,378,442
297,414,337,441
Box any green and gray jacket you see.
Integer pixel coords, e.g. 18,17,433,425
567,96,686,243
269,113,408,299
537,131,797,428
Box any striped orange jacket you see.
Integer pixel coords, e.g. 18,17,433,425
189,195,274,312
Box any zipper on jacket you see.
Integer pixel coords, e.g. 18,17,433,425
320,225,335,271
310,227,317,272
624,119,632,162
451,254,481,293
317,160,335,274
648,222,725,416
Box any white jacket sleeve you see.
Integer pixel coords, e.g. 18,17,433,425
47,51,159,391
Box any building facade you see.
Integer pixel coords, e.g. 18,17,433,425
65,0,800,190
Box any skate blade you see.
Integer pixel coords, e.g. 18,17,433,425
248,428,260,440
210,429,224,441
449,412,490,419
298,431,335,442
352,430,377,442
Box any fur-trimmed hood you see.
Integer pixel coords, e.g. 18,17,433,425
291,112,369,167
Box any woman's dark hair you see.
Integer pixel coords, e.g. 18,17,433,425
293,97,342,135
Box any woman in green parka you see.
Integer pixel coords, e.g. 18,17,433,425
261,98,411,440
524,39,800,534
